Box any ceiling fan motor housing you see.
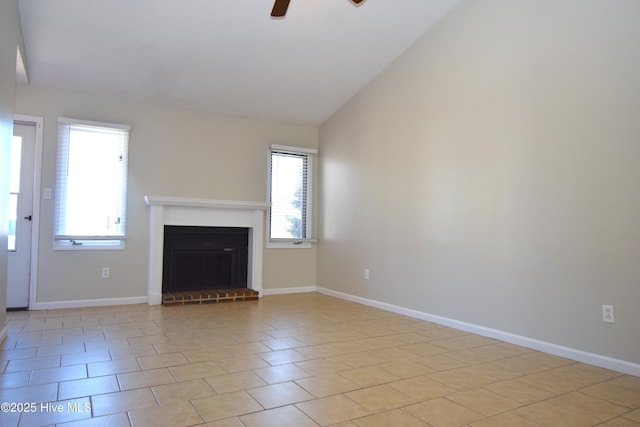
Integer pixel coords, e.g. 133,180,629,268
272,0,365,17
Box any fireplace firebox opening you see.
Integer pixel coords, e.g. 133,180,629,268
162,226,249,293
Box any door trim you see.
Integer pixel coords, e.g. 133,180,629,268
13,114,43,310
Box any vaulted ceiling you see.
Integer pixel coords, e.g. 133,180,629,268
18,0,460,125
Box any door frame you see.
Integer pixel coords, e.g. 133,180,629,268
13,114,43,310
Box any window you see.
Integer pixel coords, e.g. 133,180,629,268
54,118,129,249
268,144,316,247
8,135,21,251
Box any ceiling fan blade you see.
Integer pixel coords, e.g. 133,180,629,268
271,0,291,17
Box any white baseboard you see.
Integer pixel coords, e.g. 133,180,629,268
31,296,148,310
316,287,640,377
262,286,317,296
19,285,639,376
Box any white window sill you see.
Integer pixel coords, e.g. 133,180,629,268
54,240,126,251
267,239,316,249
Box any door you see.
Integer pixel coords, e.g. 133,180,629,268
7,122,36,309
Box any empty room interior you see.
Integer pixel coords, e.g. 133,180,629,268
1,0,639,426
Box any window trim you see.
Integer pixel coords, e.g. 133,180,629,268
54,239,126,251
267,144,317,249
54,117,130,251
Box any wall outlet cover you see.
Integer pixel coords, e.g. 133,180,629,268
602,305,615,323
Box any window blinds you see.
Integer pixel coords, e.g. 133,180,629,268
55,118,129,242
269,145,315,241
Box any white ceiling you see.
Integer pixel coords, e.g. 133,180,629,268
18,0,460,126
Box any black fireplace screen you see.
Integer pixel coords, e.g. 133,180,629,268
162,226,249,292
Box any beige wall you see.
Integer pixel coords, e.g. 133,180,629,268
318,0,640,364
14,85,318,304
0,0,22,331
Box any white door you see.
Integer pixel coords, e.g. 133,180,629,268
7,122,36,309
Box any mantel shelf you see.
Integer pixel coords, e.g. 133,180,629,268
144,196,269,210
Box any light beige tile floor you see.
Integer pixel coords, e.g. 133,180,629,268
0,292,639,427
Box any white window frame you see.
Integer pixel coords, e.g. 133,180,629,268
54,117,130,250
267,144,317,249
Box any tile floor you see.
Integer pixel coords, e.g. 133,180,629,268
0,292,639,427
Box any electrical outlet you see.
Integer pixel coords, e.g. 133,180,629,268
602,305,615,323
102,267,110,279
364,269,370,280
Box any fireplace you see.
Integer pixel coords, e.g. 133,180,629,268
145,196,269,305
163,226,249,292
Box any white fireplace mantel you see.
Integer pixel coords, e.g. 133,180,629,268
145,196,270,305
